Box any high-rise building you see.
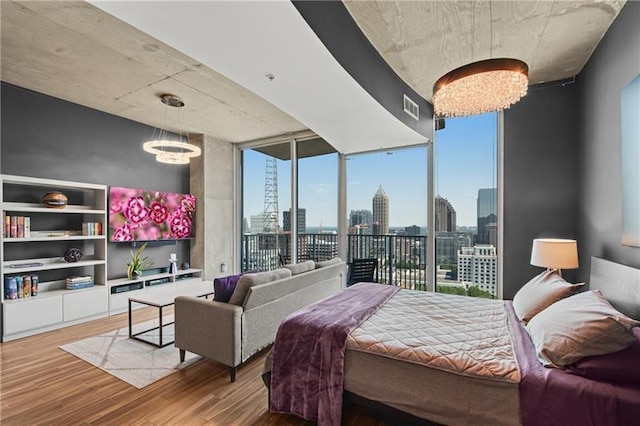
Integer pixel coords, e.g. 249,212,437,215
349,209,373,227
372,185,389,235
283,208,306,234
477,188,497,245
435,231,472,265
404,225,421,236
435,196,456,232
457,245,497,296
305,238,338,261
250,213,269,234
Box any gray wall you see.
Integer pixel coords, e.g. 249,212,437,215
577,1,640,282
503,82,580,298
1,82,190,279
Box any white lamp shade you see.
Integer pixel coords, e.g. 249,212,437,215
530,238,579,270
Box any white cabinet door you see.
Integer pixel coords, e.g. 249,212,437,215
3,297,63,335
109,289,146,314
63,287,108,322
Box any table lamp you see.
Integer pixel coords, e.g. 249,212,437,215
530,238,579,277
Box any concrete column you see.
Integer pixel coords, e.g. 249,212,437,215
189,134,235,281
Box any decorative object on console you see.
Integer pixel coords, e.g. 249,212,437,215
181,262,190,270
142,94,201,165
432,58,529,117
127,242,154,280
169,253,178,275
530,238,578,277
63,247,83,263
41,191,68,208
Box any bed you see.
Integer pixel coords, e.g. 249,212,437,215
264,257,640,425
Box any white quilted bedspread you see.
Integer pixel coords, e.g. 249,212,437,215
346,290,521,382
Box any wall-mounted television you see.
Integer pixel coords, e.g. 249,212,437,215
108,186,196,242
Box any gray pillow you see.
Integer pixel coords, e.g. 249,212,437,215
315,257,342,269
512,270,583,324
526,289,640,367
228,268,292,306
284,260,315,275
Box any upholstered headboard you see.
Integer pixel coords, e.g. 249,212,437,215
590,256,640,320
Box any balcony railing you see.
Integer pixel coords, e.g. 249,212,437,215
241,233,427,290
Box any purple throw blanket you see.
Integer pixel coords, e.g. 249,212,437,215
506,302,640,426
270,282,399,426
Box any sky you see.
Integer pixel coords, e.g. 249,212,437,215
243,112,497,228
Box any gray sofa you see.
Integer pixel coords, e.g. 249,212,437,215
174,258,346,381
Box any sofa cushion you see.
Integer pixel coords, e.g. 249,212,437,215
315,257,343,269
213,269,257,303
284,260,315,275
228,268,292,306
214,274,242,303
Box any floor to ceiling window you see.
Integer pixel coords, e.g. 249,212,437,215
240,138,337,272
237,119,501,297
434,112,500,298
296,139,338,263
346,147,428,288
240,143,291,272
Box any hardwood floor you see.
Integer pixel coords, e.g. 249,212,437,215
0,307,387,425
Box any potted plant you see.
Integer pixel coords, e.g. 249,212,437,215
127,242,154,279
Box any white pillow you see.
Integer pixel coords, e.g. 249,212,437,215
526,289,640,367
512,270,583,324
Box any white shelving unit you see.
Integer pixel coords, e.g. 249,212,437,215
106,268,203,314
1,174,108,341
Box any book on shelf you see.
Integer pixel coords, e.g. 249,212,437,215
66,281,95,290
15,275,23,299
47,231,70,237
4,276,18,300
3,215,9,238
82,222,103,236
4,215,32,238
7,262,44,269
31,274,39,296
22,275,31,299
17,216,24,238
10,216,17,238
66,275,94,284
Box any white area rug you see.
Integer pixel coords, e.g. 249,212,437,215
60,317,202,388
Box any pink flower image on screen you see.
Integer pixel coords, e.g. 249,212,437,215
149,201,169,224
108,186,196,242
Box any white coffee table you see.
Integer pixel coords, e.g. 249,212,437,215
128,281,214,348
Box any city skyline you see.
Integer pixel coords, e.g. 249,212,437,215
242,112,497,228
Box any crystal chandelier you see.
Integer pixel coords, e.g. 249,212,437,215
143,94,201,165
432,58,529,118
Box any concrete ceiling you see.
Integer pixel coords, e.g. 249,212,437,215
0,0,307,143
0,1,626,153
343,0,626,101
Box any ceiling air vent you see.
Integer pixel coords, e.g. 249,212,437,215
403,95,419,121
